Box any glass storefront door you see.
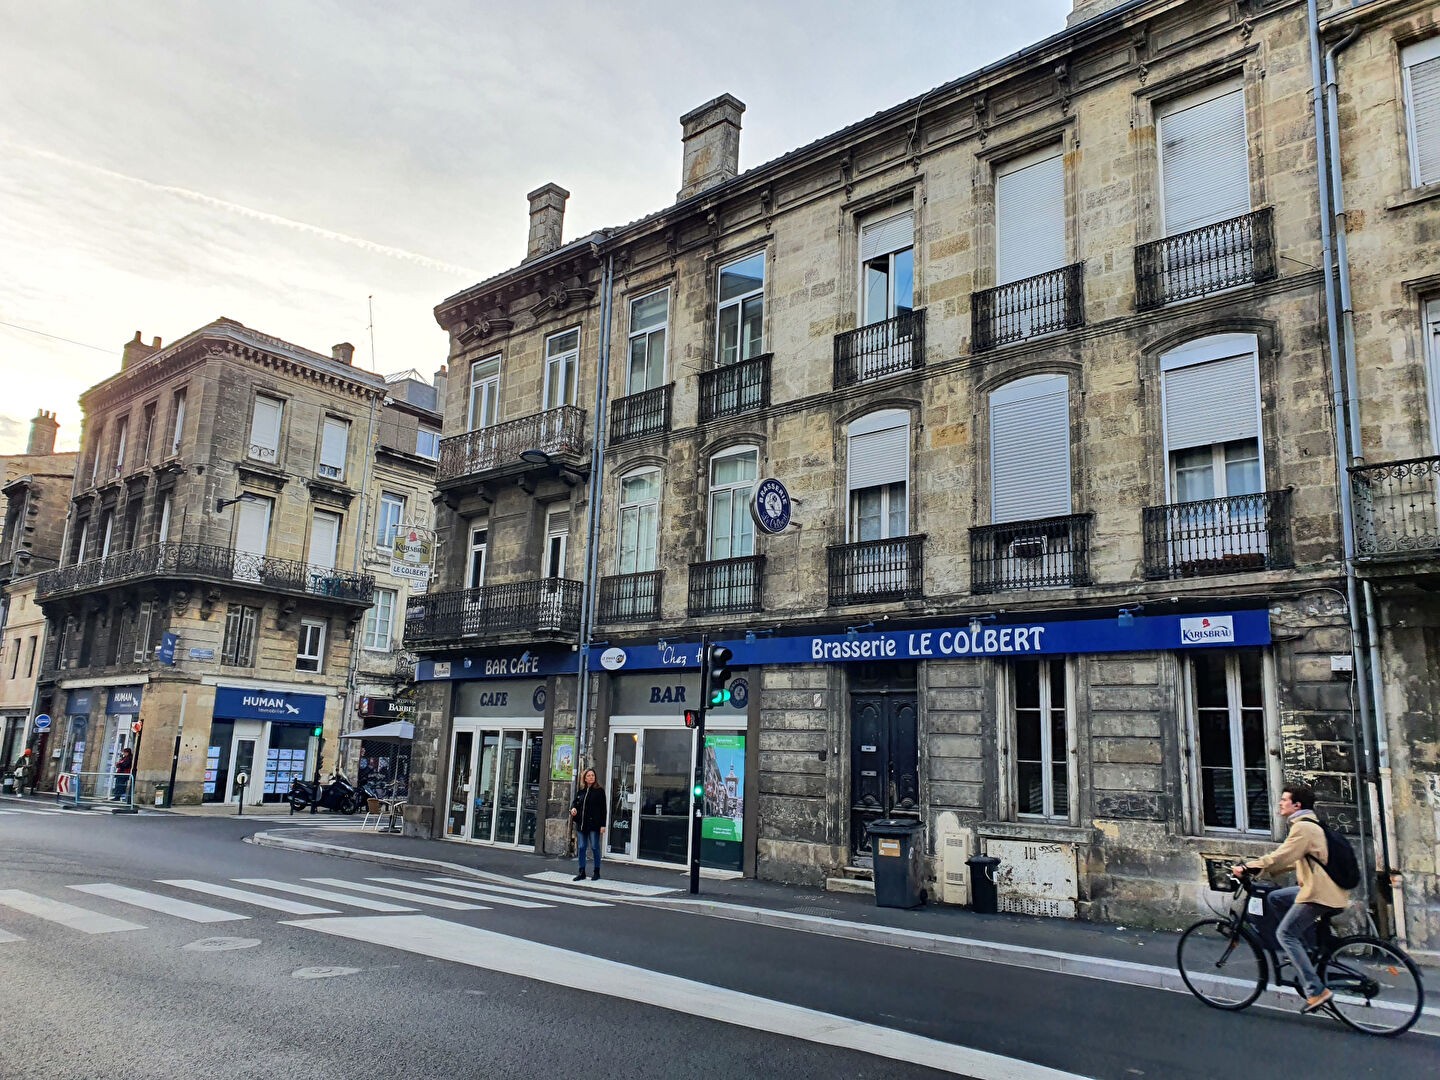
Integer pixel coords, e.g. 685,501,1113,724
446,731,473,837
607,727,695,867
444,723,542,847
608,732,638,856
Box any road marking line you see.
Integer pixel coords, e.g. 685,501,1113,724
304,878,486,911
527,871,677,896
367,878,550,910
428,877,611,908
232,878,416,912
68,884,248,923
289,915,1084,1080
160,880,338,915
0,927,23,943
0,889,146,934
1,807,69,815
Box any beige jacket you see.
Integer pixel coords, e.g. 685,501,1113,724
1248,810,1350,909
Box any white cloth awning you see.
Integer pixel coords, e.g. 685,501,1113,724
339,720,413,743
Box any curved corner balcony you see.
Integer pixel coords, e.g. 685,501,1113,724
35,542,375,605
437,406,588,489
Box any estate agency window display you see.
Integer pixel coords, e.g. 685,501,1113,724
444,678,547,847
204,687,326,804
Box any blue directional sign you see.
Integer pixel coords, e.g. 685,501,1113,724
32,714,51,733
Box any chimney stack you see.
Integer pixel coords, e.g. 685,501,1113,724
525,183,570,261
1067,0,1130,26
679,94,745,201
332,342,355,365
27,410,58,455
121,330,158,370
433,364,448,410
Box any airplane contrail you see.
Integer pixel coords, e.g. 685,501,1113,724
7,141,485,280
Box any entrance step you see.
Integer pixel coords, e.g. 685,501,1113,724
825,874,874,896
840,864,874,881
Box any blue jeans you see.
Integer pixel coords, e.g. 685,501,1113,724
578,831,602,874
1270,885,1338,997
112,774,131,802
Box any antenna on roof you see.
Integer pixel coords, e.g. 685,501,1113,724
367,295,377,369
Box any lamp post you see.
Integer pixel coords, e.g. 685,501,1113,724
215,492,261,513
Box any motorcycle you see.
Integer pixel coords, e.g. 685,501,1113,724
287,771,362,814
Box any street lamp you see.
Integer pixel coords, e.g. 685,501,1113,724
216,491,261,513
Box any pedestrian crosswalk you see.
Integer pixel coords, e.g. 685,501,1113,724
0,870,626,944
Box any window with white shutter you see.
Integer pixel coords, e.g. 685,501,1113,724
990,374,1071,523
996,146,1066,285
309,510,341,571
318,417,348,480
1425,300,1440,453
846,410,910,541
1158,82,1250,236
860,211,915,325
544,506,570,578
1403,38,1440,188
1161,334,1263,501
248,396,284,462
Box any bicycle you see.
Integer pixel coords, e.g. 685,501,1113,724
1176,864,1424,1036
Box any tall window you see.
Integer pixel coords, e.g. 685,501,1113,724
416,426,441,460
617,469,660,574
717,253,765,366
132,604,152,664
544,506,569,578
376,492,405,551
1190,651,1271,833
248,395,284,462
1403,38,1440,188
89,422,105,485
708,447,758,560
469,355,501,430
7,638,18,679
1157,81,1249,238
1425,300,1440,452
221,604,260,667
24,635,37,678
627,288,669,394
544,329,580,410
846,411,910,541
112,416,128,476
1161,334,1263,503
296,619,326,673
467,525,488,588
158,492,173,543
860,211,914,325
364,588,396,651
169,388,187,455
1010,658,1070,820
141,402,158,464
99,510,115,559
308,509,341,570
318,416,349,480
990,374,1071,522
73,519,89,564
995,146,1066,286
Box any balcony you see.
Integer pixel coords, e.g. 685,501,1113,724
402,578,582,647
699,354,771,422
834,310,926,388
687,555,765,617
828,535,925,605
1135,207,1276,311
437,406,587,488
598,571,663,623
1351,456,1440,562
971,515,1092,594
610,385,673,445
34,542,375,605
972,264,1084,352
1143,490,1293,580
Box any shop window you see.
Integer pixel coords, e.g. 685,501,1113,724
296,619,326,673
364,588,396,651
1187,650,1273,834
221,604,260,667
1005,658,1073,821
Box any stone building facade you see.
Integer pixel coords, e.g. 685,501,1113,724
406,0,1434,942
33,320,380,806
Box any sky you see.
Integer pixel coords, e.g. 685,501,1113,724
0,0,1073,455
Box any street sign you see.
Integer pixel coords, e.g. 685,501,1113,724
33,714,51,732
189,647,215,660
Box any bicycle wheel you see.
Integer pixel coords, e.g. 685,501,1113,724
1320,935,1425,1037
1177,918,1267,1009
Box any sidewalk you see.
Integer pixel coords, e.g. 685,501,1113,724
248,821,1439,1033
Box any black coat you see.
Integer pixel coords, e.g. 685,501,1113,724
570,785,607,833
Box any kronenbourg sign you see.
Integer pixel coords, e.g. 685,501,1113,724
390,525,435,591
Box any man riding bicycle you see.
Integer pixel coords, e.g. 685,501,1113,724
1232,783,1350,1013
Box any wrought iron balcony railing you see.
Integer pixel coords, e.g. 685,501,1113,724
1135,207,1276,311
972,264,1084,352
834,309,926,388
828,535,925,605
1351,456,1440,559
35,542,374,604
971,514,1092,594
610,384,673,444
687,555,765,617
402,578,583,646
699,353,771,422
1143,490,1293,580
597,570,663,623
437,405,587,485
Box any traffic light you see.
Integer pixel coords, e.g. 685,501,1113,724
707,645,734,707
312,725,324,738
692,780,705,800
683,709,700,729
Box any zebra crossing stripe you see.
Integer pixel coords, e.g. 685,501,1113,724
2,808,68,816
232,878,416,912
68,884,248,923
367,878,550,910
304,878,486,911
427,876,612,908
160,880,338,916
0,889,145,934
526,871,678,896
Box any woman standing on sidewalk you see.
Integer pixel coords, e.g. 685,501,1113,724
569,769,606,881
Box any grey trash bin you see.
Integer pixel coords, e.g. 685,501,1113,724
868,819,925,909
967,854,1001,914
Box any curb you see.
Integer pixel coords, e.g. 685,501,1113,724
250,829,1439,1037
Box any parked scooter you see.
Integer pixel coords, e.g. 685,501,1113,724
287,771,361,814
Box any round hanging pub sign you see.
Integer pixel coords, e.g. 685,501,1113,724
750,478,792,534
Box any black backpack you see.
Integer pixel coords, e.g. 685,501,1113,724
1307,819,1361,891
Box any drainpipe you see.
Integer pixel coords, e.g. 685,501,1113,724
573,251,615,804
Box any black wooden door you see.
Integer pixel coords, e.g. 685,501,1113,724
850,692,919,859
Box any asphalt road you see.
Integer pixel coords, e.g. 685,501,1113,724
0,803,1432,1080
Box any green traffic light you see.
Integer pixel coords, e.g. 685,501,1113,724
312,726,323,737
692,783,704,799
710,688,731,706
